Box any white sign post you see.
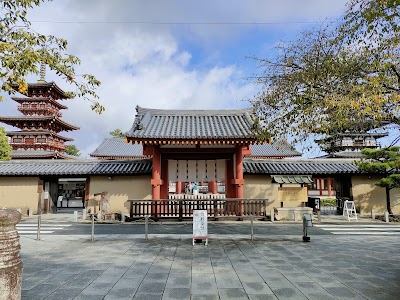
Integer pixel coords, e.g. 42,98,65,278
343,200,358,221
193,210,208,245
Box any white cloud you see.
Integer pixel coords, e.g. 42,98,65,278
1,0,353,158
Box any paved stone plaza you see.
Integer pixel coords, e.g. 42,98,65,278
19,226,400,300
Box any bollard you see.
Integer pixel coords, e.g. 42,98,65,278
28,209,32,217
91,214,95,241
145,215,149,241
0,209,23,300
371,210,375,220
317,211,321,223
384,211,389,223
303,213,313,242
82,209,87,221
250,215,254,241
121,214,125,223
270,210,274,223
74,211,78,223
37,215,41,241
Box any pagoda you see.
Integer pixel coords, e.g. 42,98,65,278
318,130,388,158
0,69,79,159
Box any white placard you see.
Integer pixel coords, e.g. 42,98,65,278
343,200,358,221
193,210,208,243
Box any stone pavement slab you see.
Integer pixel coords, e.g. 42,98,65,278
19,230,400,300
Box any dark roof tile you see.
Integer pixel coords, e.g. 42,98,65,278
127,106,255,140
0,159,152,176
0,158,360,176
243,159,359,175
90,138,144,159
249,140,301,158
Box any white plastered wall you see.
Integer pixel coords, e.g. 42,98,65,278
352,175,400,214
244,175,278,211
0,177,39,214
89,175,152,214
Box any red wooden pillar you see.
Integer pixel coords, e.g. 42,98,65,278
232,146,244,199
226,158,234,198
208,181,217,194
328,178,332,196
150,146,162,200
176,182,183,194
160,159,168,199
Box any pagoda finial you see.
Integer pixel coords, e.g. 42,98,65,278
38,60,46,83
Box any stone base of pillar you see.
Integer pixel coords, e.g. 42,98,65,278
0,209,23,300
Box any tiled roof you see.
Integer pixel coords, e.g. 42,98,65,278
243,158,359,175
127,106,256,141
272,175,313,184
25,81,69,99
323,151,364,158
11,97,67,109
7,131,73,142
90,138,145,159
249,140,301,158
90,138,297,159
326,132,388,138
0,116,79,131
0,159,152,176
11,150,76,160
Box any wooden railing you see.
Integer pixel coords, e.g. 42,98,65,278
127,199,268,221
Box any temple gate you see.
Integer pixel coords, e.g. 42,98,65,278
126,106,258,200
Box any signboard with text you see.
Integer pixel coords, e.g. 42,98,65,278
193,210,208,245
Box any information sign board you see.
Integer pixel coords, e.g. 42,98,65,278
193,210,208,245
343,200,358,221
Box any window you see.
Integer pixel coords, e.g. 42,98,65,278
25,138,34,144
308,178,335,196
323,179,328,190
309,179,318,190
13,138,22,143
37,138,46,143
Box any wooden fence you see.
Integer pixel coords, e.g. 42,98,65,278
127,199,268,221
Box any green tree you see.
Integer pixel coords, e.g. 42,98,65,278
342,0,400,46
1,0,104,113
251,0,400,143
0,127,12,160
65,144,80,156
357,146,400,214
109,129,125,139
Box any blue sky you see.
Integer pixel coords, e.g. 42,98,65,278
2,0,396,157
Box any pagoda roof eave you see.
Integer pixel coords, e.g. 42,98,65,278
6,131,74,142
317,132,389,142
13,82,70,99
10,151,75,160
0,116,79,131
11,96,68,109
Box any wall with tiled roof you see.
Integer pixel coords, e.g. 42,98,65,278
0,159,152,176
0,158,360,176
244,159,359,175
